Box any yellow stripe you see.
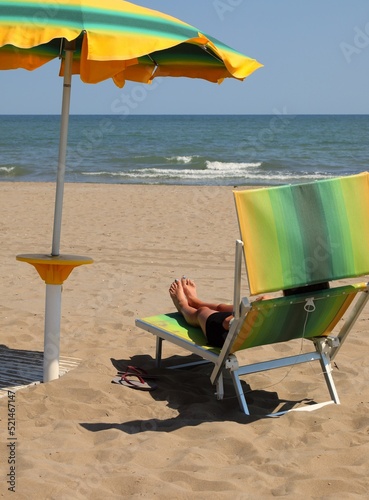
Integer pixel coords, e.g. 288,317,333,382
231,308,260,352
341,173,369,273
234,188,283,295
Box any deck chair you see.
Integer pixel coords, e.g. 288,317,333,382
136,172,369,415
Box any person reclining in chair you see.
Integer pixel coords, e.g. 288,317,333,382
169,277,329,348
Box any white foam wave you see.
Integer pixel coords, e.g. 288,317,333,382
81,158,332,183
206,161,262,171
166,156,195,164
82,168,331,182
0,166,16,173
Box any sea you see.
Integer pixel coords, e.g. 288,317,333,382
0,114,368,186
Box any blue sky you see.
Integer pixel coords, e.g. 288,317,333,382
2,0,369,114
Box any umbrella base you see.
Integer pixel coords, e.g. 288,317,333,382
16,253,93,382
16,253,93,285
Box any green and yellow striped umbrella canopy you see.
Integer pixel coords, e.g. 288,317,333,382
0,0,262,87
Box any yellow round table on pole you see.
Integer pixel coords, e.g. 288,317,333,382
16,254,93,382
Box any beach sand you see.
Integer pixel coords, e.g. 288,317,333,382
1,182,369,499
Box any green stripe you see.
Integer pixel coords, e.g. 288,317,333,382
0,33,83,59
292,182,332,282
318,179,353,277
1,40,60,57
269,186,303,285
148,43,225,67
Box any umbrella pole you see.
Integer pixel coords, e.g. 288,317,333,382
45,41,73,381
52,42,74,257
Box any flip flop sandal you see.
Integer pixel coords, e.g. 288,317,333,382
111,373,157,391
110,359,158,379
117,365,159,380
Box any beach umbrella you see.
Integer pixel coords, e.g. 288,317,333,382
0,0,262,382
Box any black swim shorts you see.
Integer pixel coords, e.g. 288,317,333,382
205,311,231,348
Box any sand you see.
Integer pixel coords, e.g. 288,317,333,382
1,182,369,499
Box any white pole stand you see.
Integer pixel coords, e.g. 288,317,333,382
16,253,93,383
44,284,62,382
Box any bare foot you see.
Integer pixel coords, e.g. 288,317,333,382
169,279,188,314
181,277,198,307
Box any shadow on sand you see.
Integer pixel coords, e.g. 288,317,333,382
0,344,80,395
0,344,43,393
80,354,314,432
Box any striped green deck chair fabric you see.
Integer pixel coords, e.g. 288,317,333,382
231,283,366,352
233,172,369,295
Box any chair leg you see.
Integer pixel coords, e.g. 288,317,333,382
155,337,163,368
314,338,340,404
215,372,224,400
230,370,250,415
319,351,340,404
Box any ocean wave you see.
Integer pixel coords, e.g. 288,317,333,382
81,162,332,184
0,165,25,177
0,166,16,173
166,155,197,164
205,161,263,173
206,161,262,170
81,161,263,179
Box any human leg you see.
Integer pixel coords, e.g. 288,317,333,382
169,280,217,330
